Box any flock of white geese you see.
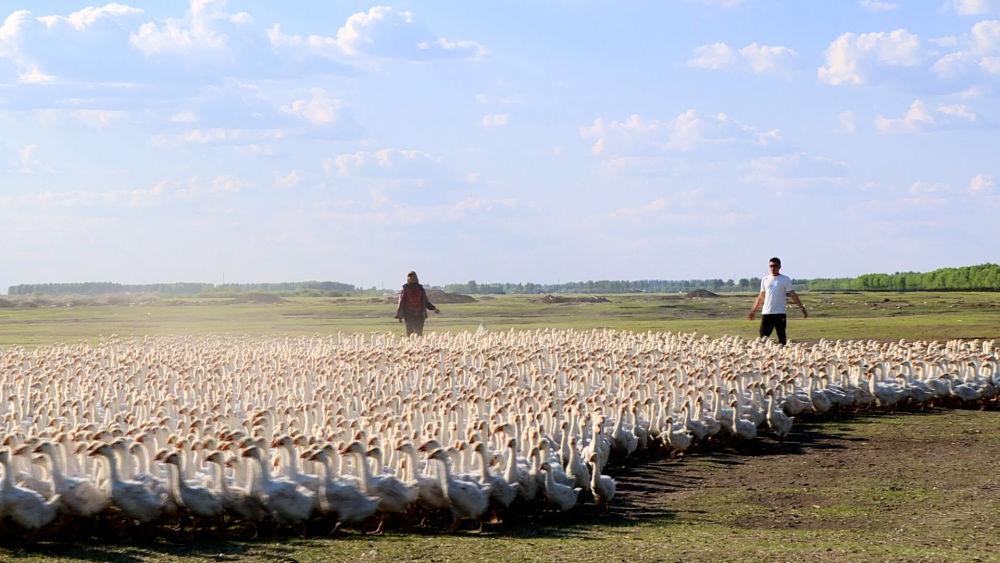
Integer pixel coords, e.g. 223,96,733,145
0,330,997,535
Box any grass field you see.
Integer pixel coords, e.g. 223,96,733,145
1,290,999,562
0,290,998,347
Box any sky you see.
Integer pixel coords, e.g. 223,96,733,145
0,0,998,290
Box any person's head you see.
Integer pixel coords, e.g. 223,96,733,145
768,257,781,274
406,271,418,284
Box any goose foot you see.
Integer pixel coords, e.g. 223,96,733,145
366,516,386,535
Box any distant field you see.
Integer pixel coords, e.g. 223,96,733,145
0,291,997,347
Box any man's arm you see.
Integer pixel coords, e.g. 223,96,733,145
788,291,808,318
748,291,765,320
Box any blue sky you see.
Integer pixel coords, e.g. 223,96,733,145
1,0,997,290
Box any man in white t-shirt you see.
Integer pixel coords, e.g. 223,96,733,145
747,257,807,345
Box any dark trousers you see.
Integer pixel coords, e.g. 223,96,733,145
759,314,787,345
403,314,425,336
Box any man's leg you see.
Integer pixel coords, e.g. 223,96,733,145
404,315,419,336
759,315,775,340
775,314,787,345
414,315,425,336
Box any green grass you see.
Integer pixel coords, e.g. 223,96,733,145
0,291,997,347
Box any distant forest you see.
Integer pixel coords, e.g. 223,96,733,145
7,264,999,296
445,264,1000,294
804,263,1000,291
7,281,357,296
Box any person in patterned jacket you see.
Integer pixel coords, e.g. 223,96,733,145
395,271,439,336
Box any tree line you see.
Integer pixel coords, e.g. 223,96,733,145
805,263,1000,291
8,264,998,296
444,278,773,294
7,281,357,296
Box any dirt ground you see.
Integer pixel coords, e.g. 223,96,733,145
597,407,1000,561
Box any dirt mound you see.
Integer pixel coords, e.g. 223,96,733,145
685,289,720,298
533,295,610,304
227,293,289,304
426,289,476,304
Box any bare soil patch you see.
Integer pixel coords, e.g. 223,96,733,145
530,295,611,304
685,289,720,298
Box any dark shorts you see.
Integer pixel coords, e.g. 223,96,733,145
759,313,787,345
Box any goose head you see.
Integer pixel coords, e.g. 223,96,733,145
339,441,366,456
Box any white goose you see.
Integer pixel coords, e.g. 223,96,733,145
587,453,615,509
89,443,164,523
32,441,108,517
340,441,415,524
427,448,489,523
155,450,223,519
0,449,60,529
240,446,314,524
303,448,378,526
203,451,268,522
765,390,793,439
729,400,758,441
539,461,579,512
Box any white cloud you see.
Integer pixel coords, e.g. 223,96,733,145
688,42,797,74
687,42,736,69
37,3,144,31
33,108,127,128
874,99,934,133
18,66,55,84
836,110,857,133
580,111,782,157
969,173,996,193
480,113,509,128
685,0,746,8
746,153,849,186
275,170,302,189
0,175,246,208
151,127,286,147
328,149,441,178
171,111,198,123
269,6,486,61
937,103,978,120
909,180,950,194
949,0,1000,15
934,20,1000,76
874,99,986,133
0,5,146,83
1,1,482,91
129,0,229,55
418,37,488,59
860,0,899,12
14,144,43,173
818,29,921,85
280,89,342,125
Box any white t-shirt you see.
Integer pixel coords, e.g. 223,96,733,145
760,274,794,315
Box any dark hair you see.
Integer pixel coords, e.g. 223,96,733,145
407,271,418,282
769,257,781,266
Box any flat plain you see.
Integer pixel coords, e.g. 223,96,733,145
0,290,998,347
1,290,999,562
